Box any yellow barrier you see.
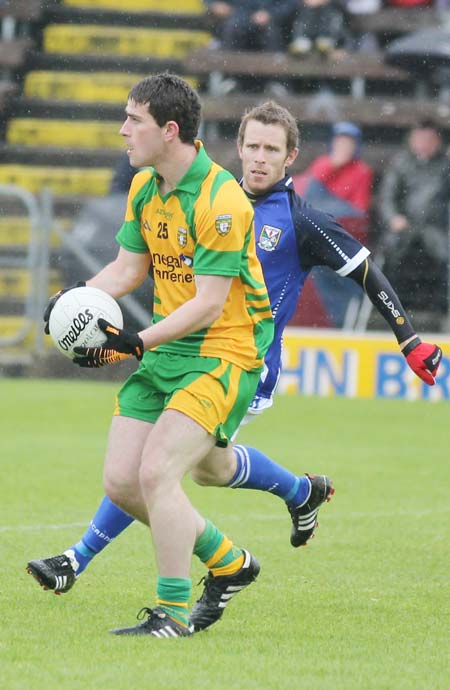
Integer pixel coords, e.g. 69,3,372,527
63,0,204,13
0,165,113,196
0,217,70,247
0,316,37,345
44,25,211,58
24,71,198,103
280,328,450,402
7,118,124,149
0,269,60,298
0,217,34,247
25,71,145,103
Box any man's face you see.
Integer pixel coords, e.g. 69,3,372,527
409,127,442,161
330,134,358,166
120,99,166,168
238,119,298,195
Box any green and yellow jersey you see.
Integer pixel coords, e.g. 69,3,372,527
116,141,273,372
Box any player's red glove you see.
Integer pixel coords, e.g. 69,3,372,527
43,281,86,334
402,337,442,386
73,318,144,368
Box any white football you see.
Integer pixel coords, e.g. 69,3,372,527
48,286,124,359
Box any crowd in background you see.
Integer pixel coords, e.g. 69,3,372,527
195,0,450,328
93,118,450,332
204,0,450,57
61,1,450,331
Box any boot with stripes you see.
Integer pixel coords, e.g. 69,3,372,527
287,474,334,548
26,551,78,594
189,549,260,632
110,607,193,638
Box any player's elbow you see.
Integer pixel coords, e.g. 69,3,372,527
123,265,149,291
206,301,224,323
197,295,225,326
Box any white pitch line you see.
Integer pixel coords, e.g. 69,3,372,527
1,507,449,533
0,521,89,533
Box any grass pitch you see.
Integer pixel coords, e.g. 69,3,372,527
1,377,449,690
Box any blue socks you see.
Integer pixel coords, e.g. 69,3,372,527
67,496,134,575
229,445,311,507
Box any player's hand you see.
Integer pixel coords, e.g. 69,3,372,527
72,318,144,367
43,281,85,334
402,337,442,385
72,346,131,368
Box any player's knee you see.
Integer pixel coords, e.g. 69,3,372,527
191,451,235,486
103,462,137,506
191,466,215,486
104,476,131,511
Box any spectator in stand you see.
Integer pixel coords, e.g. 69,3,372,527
389,0,450,7
343,1,382,53
203,0,298,52
385,1,432,7
293,121,374,327
203,0,298,95
289,0,348,58
379,119,450,326
109,153,135,194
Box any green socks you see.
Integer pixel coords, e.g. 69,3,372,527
156,576,191,628
194,519,244,577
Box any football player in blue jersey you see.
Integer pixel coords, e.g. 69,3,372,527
233,102,442,415
27,101,442,622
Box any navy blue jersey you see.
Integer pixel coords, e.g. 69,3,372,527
247,175,370,400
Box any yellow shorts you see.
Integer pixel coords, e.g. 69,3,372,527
114,350,260,446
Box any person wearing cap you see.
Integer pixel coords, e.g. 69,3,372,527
292,121,373,328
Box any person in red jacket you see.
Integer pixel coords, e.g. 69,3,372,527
293,121,373,328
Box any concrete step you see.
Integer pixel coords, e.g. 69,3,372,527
13,93,450,132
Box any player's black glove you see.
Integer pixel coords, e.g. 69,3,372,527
402,337,442,386
43,281,86,334
73,318,144,368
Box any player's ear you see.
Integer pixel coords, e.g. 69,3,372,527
163,120,179,140
285,147,299,168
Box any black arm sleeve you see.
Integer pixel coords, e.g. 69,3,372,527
348,258,416,344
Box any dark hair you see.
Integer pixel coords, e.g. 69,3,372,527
128,73,201,144
238,100,299,153
414,118,442,136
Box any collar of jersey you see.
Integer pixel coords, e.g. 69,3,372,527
165,140,213,195
241,174,294,204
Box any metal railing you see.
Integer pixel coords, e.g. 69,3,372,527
0,185,150,360
0,184,47,350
